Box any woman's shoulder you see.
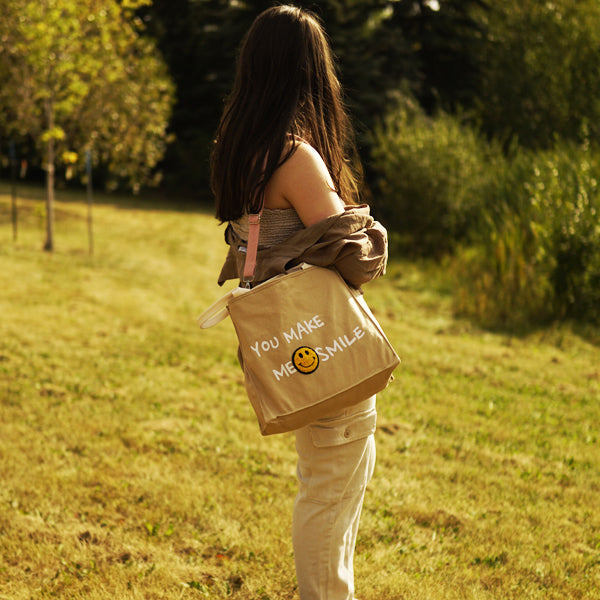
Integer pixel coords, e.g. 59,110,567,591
274,138,336,197
267,140,343,226
282,139,326,172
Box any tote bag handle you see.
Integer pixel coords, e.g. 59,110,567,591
197,294,231,329
197,286,250,328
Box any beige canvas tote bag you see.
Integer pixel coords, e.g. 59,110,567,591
198,213,400,435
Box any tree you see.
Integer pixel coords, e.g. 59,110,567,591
0,0,174,251
389,0,489,113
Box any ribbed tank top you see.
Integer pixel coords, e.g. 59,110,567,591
231,208,304,248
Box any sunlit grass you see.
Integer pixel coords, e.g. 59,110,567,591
0,184,599,599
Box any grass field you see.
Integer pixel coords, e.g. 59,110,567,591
1,185,599,599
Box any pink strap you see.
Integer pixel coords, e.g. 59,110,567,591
242,149,273,285
242,211,262,284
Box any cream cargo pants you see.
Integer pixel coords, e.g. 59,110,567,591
292,396,377,600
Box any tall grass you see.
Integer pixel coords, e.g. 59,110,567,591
453,143,600,328
1,187,599,599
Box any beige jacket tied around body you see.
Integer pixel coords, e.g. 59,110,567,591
217,204,389,288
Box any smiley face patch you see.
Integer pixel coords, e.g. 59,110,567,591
292,346,319,375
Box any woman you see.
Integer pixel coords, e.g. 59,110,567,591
211,5,389,599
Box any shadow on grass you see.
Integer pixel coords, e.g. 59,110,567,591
0,178,214,215
453,308,600,349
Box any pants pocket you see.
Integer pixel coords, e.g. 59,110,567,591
309,408,377,448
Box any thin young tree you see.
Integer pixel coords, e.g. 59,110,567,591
0,0,174,251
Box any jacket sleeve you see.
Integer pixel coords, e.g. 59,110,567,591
331,219,388,286
290,217,389,288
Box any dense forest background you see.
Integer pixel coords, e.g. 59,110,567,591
1,0,599,328
141,0,487,193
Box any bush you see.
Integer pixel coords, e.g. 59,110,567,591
454,141,600,328
370,95,600,328
370,96,497,257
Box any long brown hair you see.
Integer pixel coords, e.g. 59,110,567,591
211,4,362,222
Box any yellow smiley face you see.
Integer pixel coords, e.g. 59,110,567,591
292,346,319,375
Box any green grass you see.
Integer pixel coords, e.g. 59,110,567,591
1,184,599,599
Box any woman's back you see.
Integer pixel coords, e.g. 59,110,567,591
231,208,303,248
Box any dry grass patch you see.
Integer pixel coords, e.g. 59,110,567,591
0,186,599,599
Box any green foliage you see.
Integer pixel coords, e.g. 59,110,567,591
475,0,600,149
454,142,600,328
370,95,496,256
0,0,174,191
372,82,600,328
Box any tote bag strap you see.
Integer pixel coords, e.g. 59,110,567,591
241,146,272,287
242,211,262,286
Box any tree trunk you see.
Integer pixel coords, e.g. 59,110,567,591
43,130,55,252
9,140,18,243
86,149,94,256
